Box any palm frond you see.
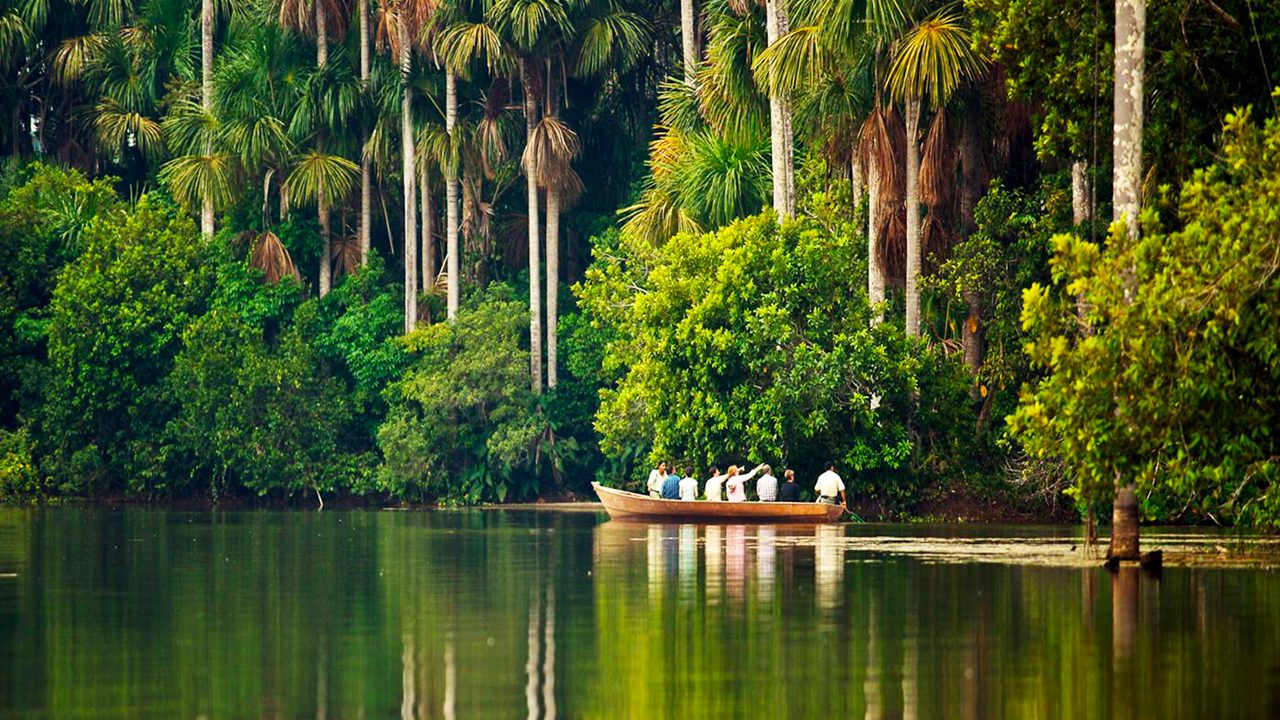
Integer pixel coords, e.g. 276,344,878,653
436,20,509,78
94,97,163,158
245,230,302,285
752,25,824,97
572,9,650,78
158,153,238,210
285,151,359,207
886,12,986,109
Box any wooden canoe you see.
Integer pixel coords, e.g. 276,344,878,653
592,482,845,523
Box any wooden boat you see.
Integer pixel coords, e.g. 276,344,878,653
592,482,845,523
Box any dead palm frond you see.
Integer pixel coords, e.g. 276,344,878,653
877,206,906,286
919,110,952,208
522,114,580,189
331,233,363,278
245,230,302,285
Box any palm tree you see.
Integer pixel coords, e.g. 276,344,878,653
279,0,350,296
885,12,983,337
358,0,373,260
445,68,461,318
681,0,697,86
488,0,574,392
764,0,794,218
201,0,216,238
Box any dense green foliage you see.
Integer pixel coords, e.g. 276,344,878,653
1013,105,1280,528
580,194,984,508
378,287,544,503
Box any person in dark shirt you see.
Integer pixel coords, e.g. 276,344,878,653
778,469,802,502
660,462,681,499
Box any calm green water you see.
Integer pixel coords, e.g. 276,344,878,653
1,508,1278,718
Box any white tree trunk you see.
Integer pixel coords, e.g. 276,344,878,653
316,4,331,296
904,96,921,337
1072,160,1091,225
421,162,434,299
1112,0,1144,240
359,0,372,261
546,188,560,389
681,0,697,86
765,0,795,218
523,63,543,393
866,160,885,325
446,71,461,320
400,24,417,332
201,0,214,240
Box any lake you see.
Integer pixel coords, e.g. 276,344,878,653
1,507,1278,718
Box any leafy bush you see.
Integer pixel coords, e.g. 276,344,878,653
42,194,216,495
378,286,543,503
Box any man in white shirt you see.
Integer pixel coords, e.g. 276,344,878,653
755,465,778,501
646,461,668,497
814,461,846,506
703,466,725,501
679,467,700,501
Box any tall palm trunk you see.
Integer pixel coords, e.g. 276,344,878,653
866,160,885,324
765,0,795,218
359,0,372,261
1109,0,1146,561
400,21,417,332
421,163,434,296
522,60,543,393
446,71,461,319
681,0,697,85
903,95,921,337
201,0,214,239
959,107,983,375
545,70,561,390
316,0,332,296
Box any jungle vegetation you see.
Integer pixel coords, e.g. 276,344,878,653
0,0,1277,526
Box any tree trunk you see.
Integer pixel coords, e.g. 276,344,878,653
1110,0,1145,556
446,71,461,320
1071,160,1091,225
316,2,332,296
421,162,434,298
546,188,560,390
681,0,697,85
867,160,884,325
359,0,372,262
201,0,215,240
904,95,922,337
1112,0,1144,241
765,0,795,218
960,108,983,375
400,22,417,332
522,61,543,393
851,157,864,218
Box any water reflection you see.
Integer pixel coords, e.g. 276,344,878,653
756,527,776,604
2,509,1279,719
814,524,844,616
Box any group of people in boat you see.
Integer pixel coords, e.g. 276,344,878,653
645,461,847,506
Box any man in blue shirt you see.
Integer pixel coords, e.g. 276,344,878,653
660,462,681,499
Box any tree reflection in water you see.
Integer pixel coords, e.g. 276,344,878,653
3,509,1279,719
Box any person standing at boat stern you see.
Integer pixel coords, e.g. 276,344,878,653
815,462,847,507
679,467,699,500
661,465,681,499
704,467,725,501
726,465,763,502
647,462,669,498
755,465,778,502
778,469,802,502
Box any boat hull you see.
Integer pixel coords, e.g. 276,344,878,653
592,482,845,523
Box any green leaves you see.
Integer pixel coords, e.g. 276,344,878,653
1012,108,1280,528
886,12,985,109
